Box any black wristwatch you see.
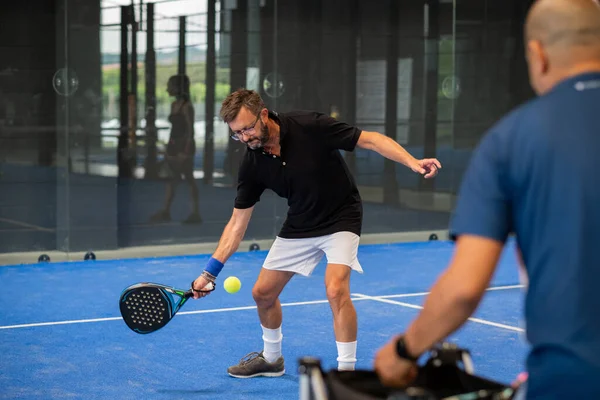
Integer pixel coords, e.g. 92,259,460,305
395,335,419,362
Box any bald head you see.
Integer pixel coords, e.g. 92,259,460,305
526,0,600,50
524,0,600,94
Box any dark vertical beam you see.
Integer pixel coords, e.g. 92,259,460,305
55,0,72,251
117,5,132,249
310,0,323,110
131,3,138,101
138,0,143,28
129,4,138,171
144,2,158,179
508,0,535,109
204,0,216,184
229,1,248,90
420,0,440,192
118,5,132,178
383,0,399,205
247,0,262,73
225,0,249,179
344,0,359,175
260,0,275,108
271,0,278,110
296,0,322,109
178,16,186,75
37,0,58,168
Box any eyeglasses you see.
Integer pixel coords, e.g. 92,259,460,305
230,114,261,141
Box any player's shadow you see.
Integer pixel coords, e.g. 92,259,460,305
157,375,298,396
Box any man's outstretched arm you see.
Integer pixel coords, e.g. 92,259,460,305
356,130,441,178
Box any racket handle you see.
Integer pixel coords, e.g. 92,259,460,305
189,280,216,297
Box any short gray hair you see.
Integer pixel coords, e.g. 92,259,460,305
220,89,265,123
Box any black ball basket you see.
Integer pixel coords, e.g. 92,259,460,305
299,343,516,400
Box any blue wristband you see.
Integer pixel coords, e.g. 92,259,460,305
205,257,224,277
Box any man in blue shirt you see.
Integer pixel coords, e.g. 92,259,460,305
373,0,600,398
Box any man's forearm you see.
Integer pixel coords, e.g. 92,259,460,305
212,219,247,263
404,274,482,357
371,134,418,168
403,236,502,357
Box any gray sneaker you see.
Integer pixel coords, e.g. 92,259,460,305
227,351,285,378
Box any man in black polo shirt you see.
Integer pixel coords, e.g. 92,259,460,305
191,89,441,378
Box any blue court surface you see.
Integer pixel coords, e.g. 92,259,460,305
0,240,528,400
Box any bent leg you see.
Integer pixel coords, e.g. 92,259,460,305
325,263,357,343
320,231,362,370
326,263,358,371
252,268,295,329
226,267,293,378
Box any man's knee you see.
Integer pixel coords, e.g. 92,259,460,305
252,284,278,308
325,277,351,304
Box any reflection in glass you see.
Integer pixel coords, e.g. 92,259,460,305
262,72,285,98
149,74,202,225
52,68,79,96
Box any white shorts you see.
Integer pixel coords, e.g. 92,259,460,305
262,231,363,277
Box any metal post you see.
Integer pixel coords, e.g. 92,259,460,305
130,3,138,172
204,0,216,185
144,2,158,179
344,0,359,176
225,0,249,179
383,0,400,205
421,0,440,192
178,16,186,75
118,5,132,178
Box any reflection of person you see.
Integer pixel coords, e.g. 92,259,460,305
373,0,600,399
190,89,441,378
150,74,202,224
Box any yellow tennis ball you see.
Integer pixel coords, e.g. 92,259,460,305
223,276,241,294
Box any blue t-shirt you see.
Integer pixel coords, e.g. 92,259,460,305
450,72,600,399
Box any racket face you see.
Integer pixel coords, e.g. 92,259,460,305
119,284,186,334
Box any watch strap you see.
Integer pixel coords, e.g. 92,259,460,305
395,335,419,362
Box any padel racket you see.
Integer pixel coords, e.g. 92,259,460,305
119,281,215,334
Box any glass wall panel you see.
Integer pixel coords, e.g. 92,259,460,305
0,0,536,262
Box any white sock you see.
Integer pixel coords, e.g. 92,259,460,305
336,341,357,371
262,325,283,363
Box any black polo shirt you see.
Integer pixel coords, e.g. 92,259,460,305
234,110,363,239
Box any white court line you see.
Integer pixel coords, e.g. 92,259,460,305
373,284,524,300
352,293,524,333
0,298,372,330
0,285,523,331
